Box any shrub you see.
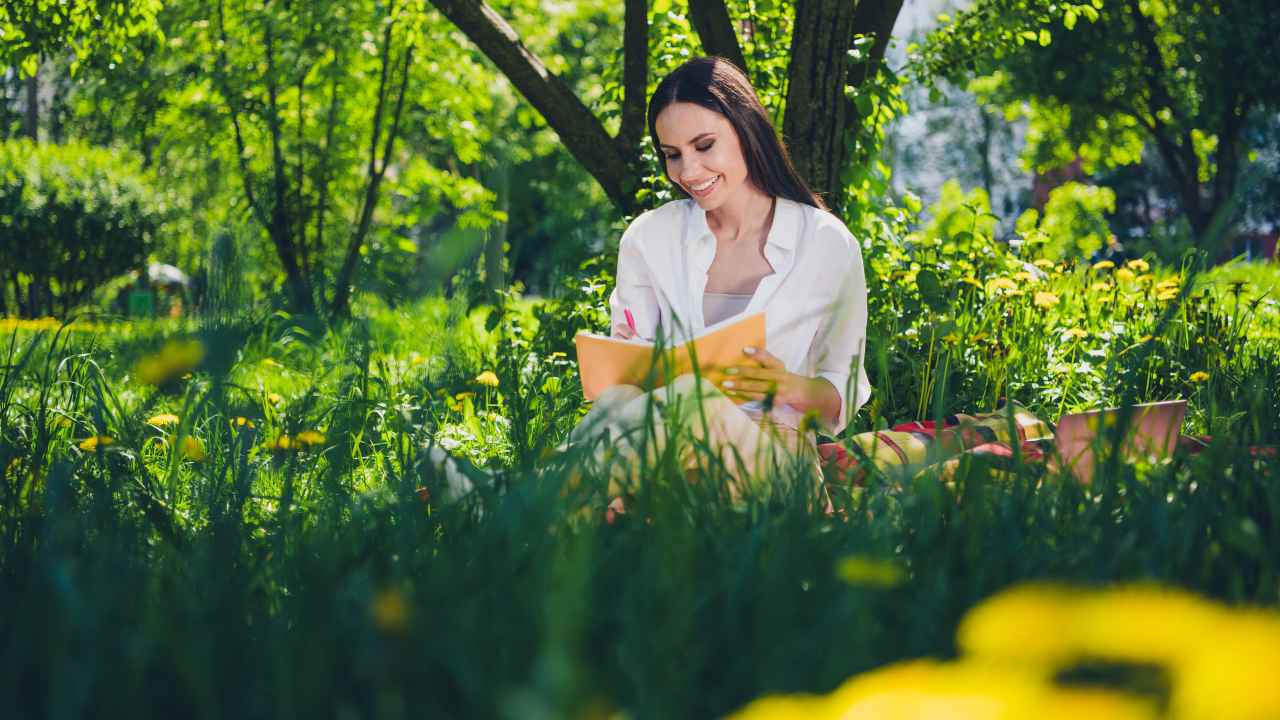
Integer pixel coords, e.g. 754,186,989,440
0,139,165,317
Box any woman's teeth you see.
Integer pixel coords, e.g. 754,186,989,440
690,176,719,195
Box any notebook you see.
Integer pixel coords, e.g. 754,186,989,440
574,312,766,401
1054,399,1187,483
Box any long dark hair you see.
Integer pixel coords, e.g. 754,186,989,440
647,56,825,211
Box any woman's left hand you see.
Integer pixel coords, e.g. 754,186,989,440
713,346,842,425
713,347,806,406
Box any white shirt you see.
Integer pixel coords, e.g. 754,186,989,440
607,197,872,434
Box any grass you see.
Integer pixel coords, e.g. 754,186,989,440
2,254,1279,718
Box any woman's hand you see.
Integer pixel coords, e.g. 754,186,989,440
612,322,637,340
714,346,840,424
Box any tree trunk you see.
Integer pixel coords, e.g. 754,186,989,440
484,160,511,293
23,67,38,140
783,0,857,204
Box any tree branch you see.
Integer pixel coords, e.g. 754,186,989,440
428,0,640,215
687,0,748,74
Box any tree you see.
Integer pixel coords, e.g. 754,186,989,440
919,0,1280,242
427,0,907,214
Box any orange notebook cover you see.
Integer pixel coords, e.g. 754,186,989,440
574,312,766,401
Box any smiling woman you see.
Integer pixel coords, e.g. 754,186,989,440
565,57,872,510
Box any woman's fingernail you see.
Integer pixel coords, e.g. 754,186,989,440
724,367,739,375
743,346,757,355
722,380,735,389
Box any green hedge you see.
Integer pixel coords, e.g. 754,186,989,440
0,140,164,317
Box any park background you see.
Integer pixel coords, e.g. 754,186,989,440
2,0,1280,717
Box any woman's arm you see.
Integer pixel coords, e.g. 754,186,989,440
607,226,661,340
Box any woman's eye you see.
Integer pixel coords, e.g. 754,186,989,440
664,153,680,161
696,142,714,152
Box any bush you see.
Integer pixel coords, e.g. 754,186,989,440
0,139,165,317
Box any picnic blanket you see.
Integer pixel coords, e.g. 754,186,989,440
814,403,1272,485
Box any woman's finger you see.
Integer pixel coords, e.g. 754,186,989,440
612,322,636,339
742,346,784,369
720,377,775,394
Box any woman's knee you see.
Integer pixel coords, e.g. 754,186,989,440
666,372,722,399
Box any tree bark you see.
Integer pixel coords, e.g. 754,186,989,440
619,0,648,154
784,0,857,203
428,0,641,215
687,0,748,74
23,67,38,140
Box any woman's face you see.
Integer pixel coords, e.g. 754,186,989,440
655,102,752,211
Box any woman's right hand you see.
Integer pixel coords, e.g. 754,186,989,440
612,323,637,340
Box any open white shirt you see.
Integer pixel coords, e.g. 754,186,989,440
607,197,872,434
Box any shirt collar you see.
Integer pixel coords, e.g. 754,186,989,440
685,196,800,251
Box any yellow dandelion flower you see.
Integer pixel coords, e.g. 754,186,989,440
1157,289,1180,302
295,430,326,447
1115,267,1136,282
1155,278,1181,291
1013,271,1038,284
475,370,500,388
1126,258,1150,273
78,435,114,452
370,588,409,633
146,413,180,427
271,434,294,450
408,351,425,366
1063,327,1089,340
985,277,1017,293
1033,258,1055,270
233,416,256,429
1189,371,1209,383
1092,281,1115,293
261,357,284,368
267,392,284,405
1034,291,1060,309
133,339,205,386
1091,260,1116,271
1136,273,1155,285
961,276,984,290
836,556,905,588
179,436,207,462
455,391,476,402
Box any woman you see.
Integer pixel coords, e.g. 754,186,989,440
568,56,871,503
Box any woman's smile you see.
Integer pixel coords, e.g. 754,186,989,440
687,175,721,197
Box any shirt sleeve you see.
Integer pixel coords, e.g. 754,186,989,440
608,216,661,341
810,232,871,435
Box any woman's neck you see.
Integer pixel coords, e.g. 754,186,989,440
705,185,775,244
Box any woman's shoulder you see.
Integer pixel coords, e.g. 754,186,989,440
787,198,859,256
620,199,693,248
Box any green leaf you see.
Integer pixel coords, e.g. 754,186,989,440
916,269,947,311
1063,8,1077,29
1038,28,1052,46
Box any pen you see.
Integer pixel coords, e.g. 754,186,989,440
624,308,637,335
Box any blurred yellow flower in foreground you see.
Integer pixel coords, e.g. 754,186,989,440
836,555,905,588
1157,289,1180,302
1013,271,1038,284
270,434,293,451
1189,371,1210,383
179,436,207,461
134,339,205,385
79,435,114,451
147,413,180,427
475,370,500,388
1115,268,1137,282
295,430,326,447
731,659,1155,720
1126,258,1150,273
736,582,1280,720
1062,328,1088,341
1033,291,1060,309
370,588,409,633
1033,258,1055,270
267,392,284,405
1091,260,1116,271
233,416,256,429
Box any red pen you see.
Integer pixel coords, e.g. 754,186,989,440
624,308,638,335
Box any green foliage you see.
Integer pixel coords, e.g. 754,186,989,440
0,139,165,317
1026,181,1118,260
917,0,1280,237
0,0,162,76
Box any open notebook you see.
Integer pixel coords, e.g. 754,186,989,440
574,312,766,401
